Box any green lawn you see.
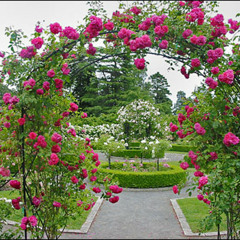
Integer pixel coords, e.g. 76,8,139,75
0,190,97,230
177,197,227,233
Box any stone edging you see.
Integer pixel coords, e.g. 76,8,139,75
3,197,104,234
170,197,227,237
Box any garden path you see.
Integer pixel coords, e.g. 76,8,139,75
60,153,217,239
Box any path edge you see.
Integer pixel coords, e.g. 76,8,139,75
170,197,227,237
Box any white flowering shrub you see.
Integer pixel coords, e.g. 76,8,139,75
117,99,163,141
74,123,122,140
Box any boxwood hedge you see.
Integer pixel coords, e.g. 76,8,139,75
98,162,187,188
168,144,196,152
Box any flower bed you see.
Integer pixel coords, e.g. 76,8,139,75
98,162,187,188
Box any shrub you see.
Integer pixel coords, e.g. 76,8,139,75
98,162,187,188
169,144,197,152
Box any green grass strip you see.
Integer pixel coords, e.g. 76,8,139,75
177,197,227,233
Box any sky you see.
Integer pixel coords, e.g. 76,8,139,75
0,1,239,104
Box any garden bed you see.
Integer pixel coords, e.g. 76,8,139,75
98,162,186,188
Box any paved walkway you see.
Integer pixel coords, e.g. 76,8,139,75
2,152,218,239
59,152,215,239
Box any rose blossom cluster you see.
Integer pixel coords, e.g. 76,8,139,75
180,66,189,79
218,69,234,85
210,14,227,37
112,11,135,24
20,216,37,230
31,37,44,49
185,8,204,25
0,167,10,177
194,123,206,135
86,43,96,55
2,93,19,109
190,35,207,45
205,77,218,89
138,14,167,31
223,132,240,147
62,26,79,40
19,46,36,59
129,6,141,15
12,197,21,210
169,122,178,132
129,35,152,51
207,48,224,64
104,20,114,30
50,22,62,34
228,19,239,33
134,58,145,70
84,15,103,39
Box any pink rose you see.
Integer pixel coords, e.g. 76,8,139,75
71,176,79,184
32,196,42,207
49,153,59,165
199,176,208,187
10,180,21,189
90,176,97,182
51,144,61,153
134,58,145,70
92,187,101,193
180,162,189,170
47,69,55,78
28,215,37,227
69,102,78,112
31,37,44,49
36,89,44,95
172,185,178,194
29,132,37,140
104,20,114,30
223,132,240,146
109,185,123,194
109,196,119,203
159,40,168,49
51,133,62,143
197,194,204,201
50,22,62,34
191,58,201,68
4,122,11,128
53,201,61,207
18,118,26,126
43,81,50,91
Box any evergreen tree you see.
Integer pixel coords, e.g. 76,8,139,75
148,72,172,114
173,90,187,114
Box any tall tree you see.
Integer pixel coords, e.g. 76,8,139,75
173,90,187,114
69,49,151,116
148,72,172,114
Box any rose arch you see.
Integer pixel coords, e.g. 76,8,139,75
0,1,239,239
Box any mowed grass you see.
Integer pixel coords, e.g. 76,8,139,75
177,197,227,233
0,190,97,230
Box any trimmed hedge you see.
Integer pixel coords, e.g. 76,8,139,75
98,162,187,188
169,144,197,152
128,142,140,148
112,149,164,159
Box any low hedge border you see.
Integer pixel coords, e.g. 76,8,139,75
98,162,187,188
169,144,197,152
111,149,164,159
